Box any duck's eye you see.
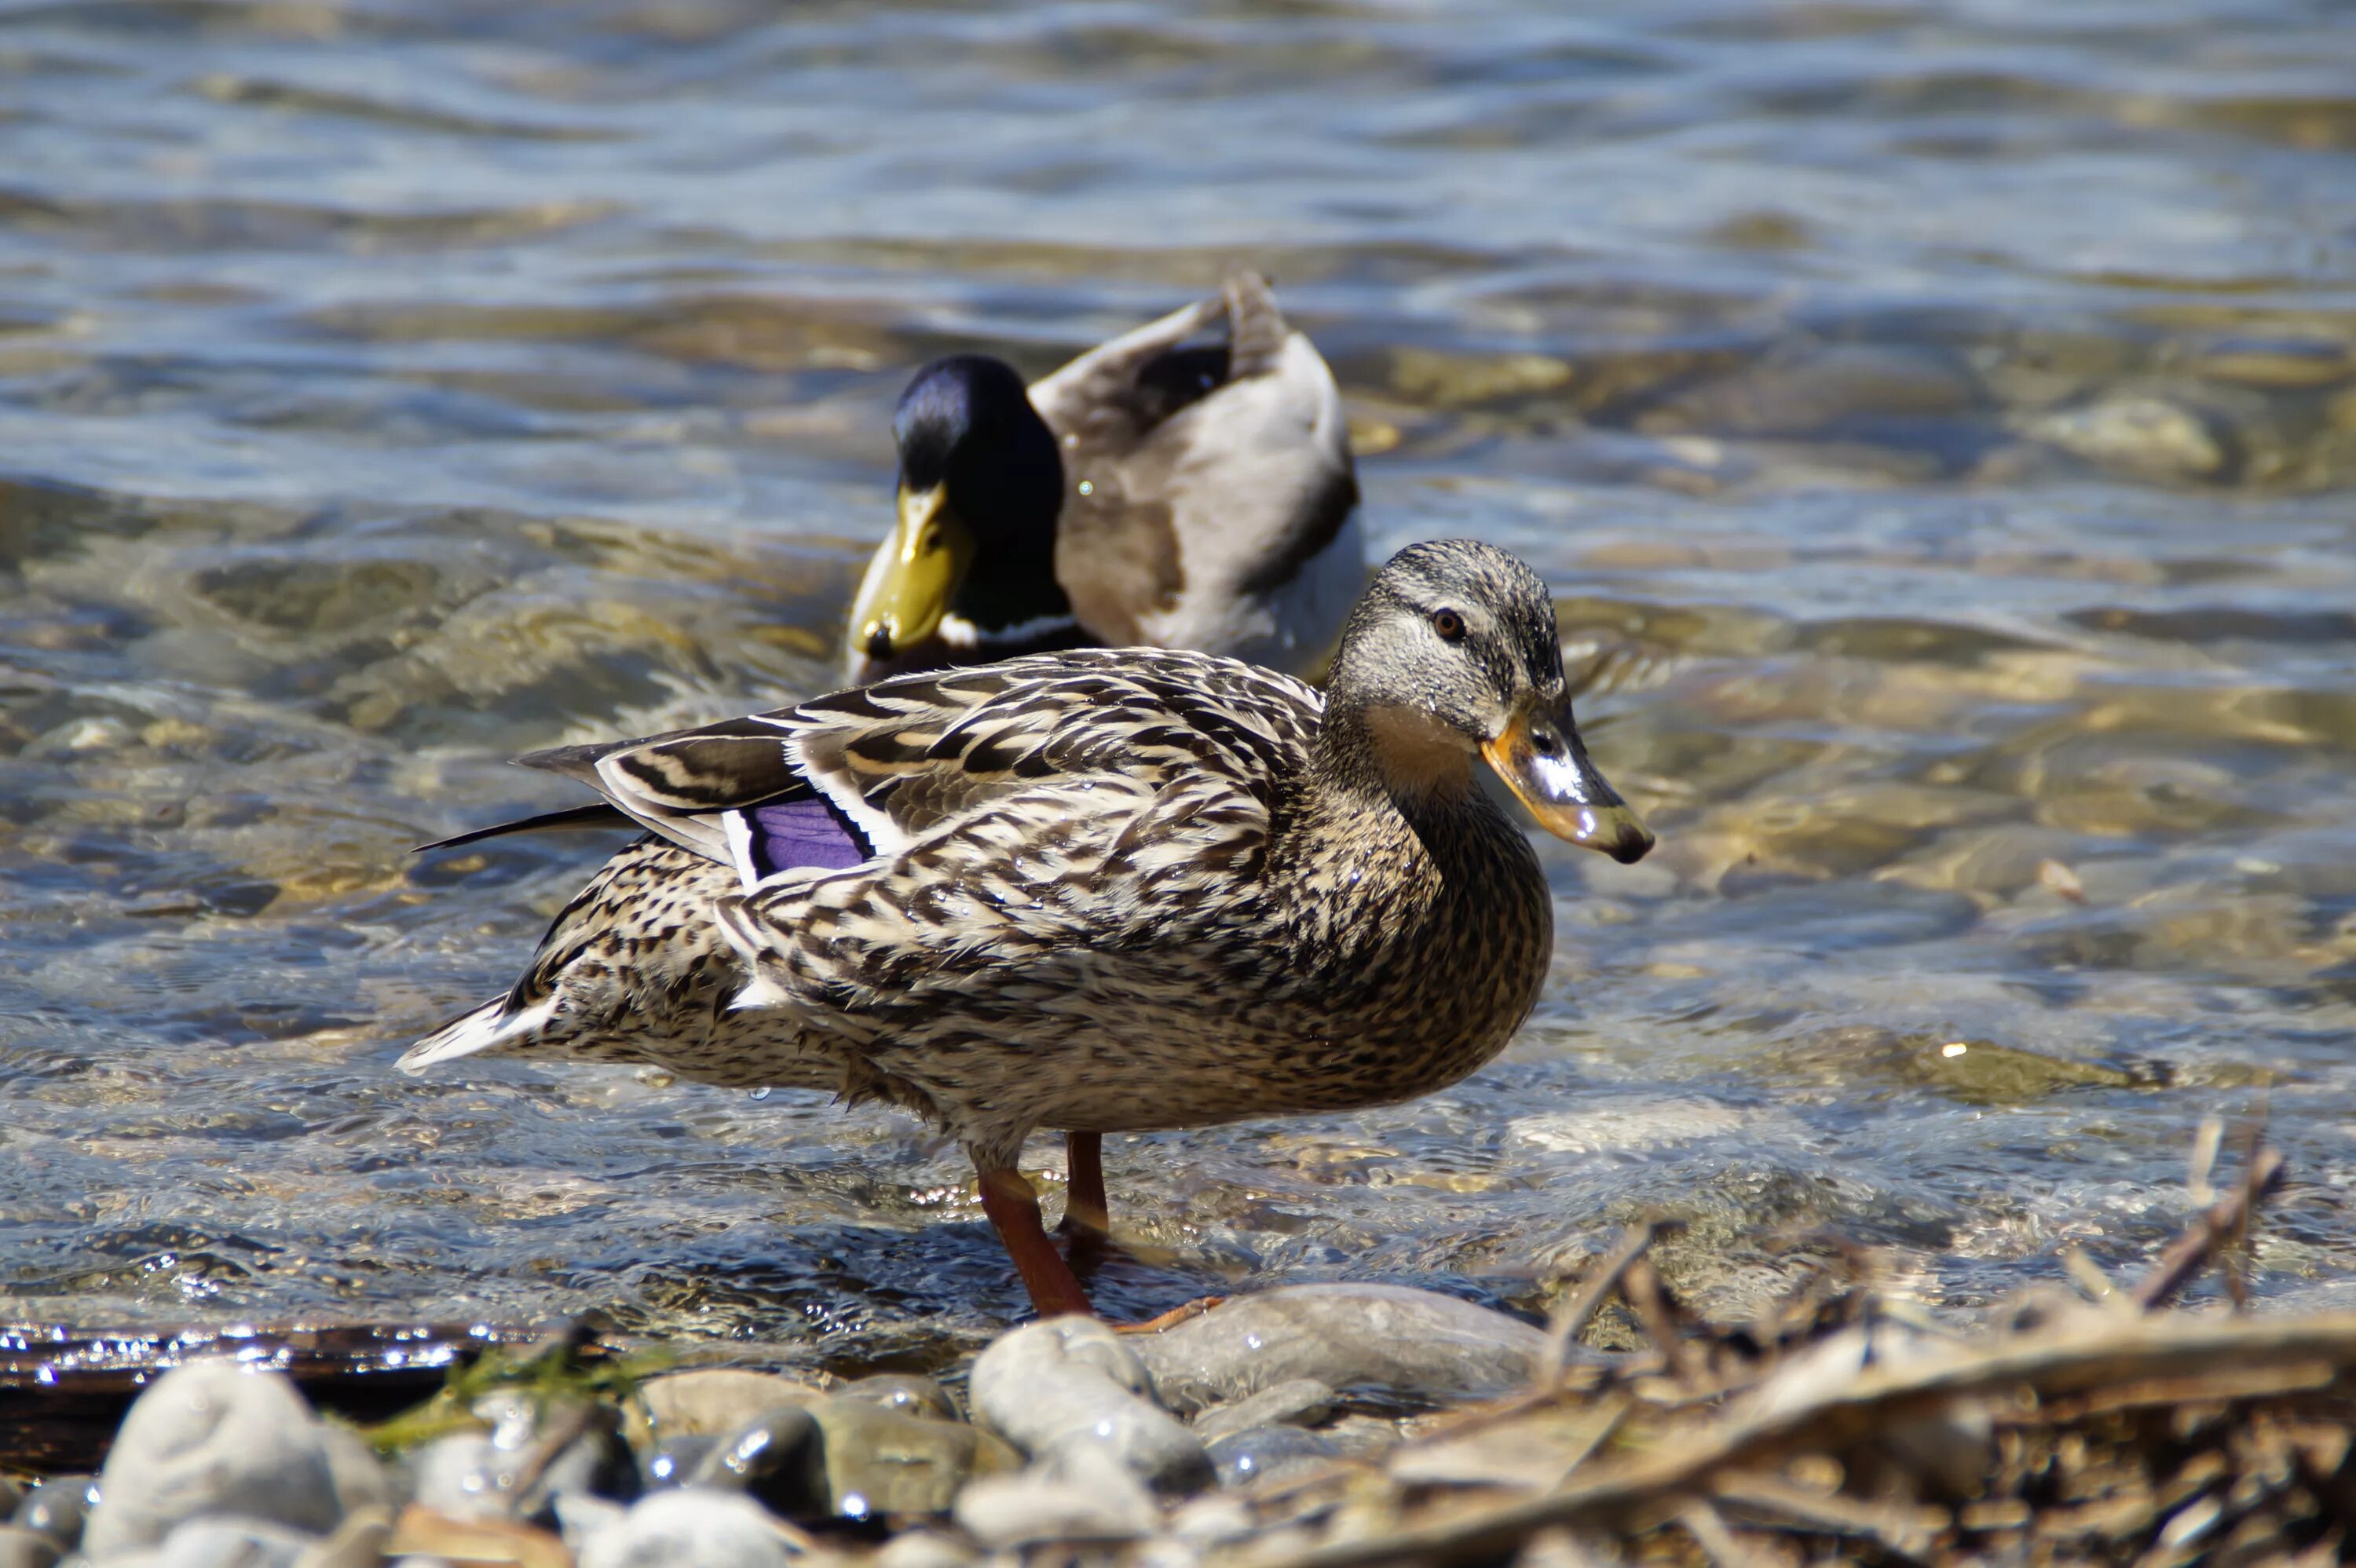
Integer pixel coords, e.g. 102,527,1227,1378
1432,609,1466,642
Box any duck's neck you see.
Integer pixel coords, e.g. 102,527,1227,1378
1313,699,1480,827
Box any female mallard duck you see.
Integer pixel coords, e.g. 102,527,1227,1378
402,541,1651,1317
846,272,1365,685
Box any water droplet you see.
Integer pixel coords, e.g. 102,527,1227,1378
1077,479,1095,496
749,1087,772,1101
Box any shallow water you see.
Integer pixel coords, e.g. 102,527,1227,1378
2,0,2353,1357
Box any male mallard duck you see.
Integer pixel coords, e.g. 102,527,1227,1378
846,272,1365,685
402,541,1651,1316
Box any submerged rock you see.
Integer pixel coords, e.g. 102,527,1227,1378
82,1363,343,1559
969,1317,1209,1494
1129,1285,1548,1415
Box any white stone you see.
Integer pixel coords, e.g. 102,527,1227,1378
575,1491,796,1568
82,1363,342,1559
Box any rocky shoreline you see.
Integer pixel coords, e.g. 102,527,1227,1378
4,1146,2347,1568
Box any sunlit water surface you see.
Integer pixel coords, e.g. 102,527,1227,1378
2,0,2354,1361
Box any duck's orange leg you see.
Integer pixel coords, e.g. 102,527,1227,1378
1062,1131,1110,1237
979,1167,1093,1318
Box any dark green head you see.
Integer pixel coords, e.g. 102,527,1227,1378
849,356,1071,674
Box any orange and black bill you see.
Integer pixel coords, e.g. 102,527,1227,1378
1480,703,1653,864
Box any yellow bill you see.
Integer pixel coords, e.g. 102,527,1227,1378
1480,703,1653,864
849,481,975,664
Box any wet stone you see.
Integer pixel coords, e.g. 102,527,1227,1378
575,1489,797,1568
686,1404,827,1519
1130,1285,1547,1416
0,1489,18,1525
148,1516,319,1568
1205,1425,1341,1489
637,1369,827,1439
952,1443,1158,1549
83,1363,342,1559
832,1373,957,1423
803,1396,1010,1520
11,1478,93,1552
2024,395,2224,480
1191,1378,1335,1445
319,1425,400,1519
970,1317,1209,1495
641,1435,719,1490
0,1526,58,1568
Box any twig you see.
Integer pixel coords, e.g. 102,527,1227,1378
1251,1310,2356,1568
1620,1255,1703,1385
1676,1497,1762,1568
1539,1224,1656,1387
2131,1146,2285,1312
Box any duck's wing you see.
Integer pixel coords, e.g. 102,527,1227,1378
1029,274,1364,671
709,650,1324,1020
481,649,1319,894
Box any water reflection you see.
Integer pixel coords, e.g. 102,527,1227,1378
0,1,2351,1351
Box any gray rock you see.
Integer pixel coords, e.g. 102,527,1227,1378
871,1530,975,1568
317,1427,398,1519
83,1364,343,1559
1189,1378,1334,1444
1204,1426,1340,1489
551,1493,627,1555
1129,1285,1546,1415
641,1435,717,1490
952,1444,1158,1548
803,1397,1006,1519
406,1434,517,1523
969,1318,1209,1494
689,1396,1004,1522
576,1490,796,1568
291,1508,393,1568
11,1478,93,1551
637,1370,826,1439
831,1374,956,1423
686,1404,826,1519
149,1517,317,1568
0,1525,59,1568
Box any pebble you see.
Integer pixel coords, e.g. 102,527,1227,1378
803,1397,1011,1519
82,1363,344,1559
0,1526,58,1568
2024,395,2223,480
637,1370,827,1439
1205,1425,1341,1489
968,1318,1209,1494
952,1444,1158,1548
641,1435,718,1490
576,1489,798,1568
293,1508,393,1568
148,1516,320,1568
832,1374,957,1423
1190,1378,1334,1444
1130,1285,1548,1416
317,1427,399,1519
11,1478,93,1552
0,1489,17,1523
871,1530,975,1568
685,1404,826,1519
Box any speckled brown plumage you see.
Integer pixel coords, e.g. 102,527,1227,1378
403,539,1653,1314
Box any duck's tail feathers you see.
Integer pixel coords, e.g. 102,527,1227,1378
397,996,558,1074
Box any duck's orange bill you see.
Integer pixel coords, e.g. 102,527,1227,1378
1480,705,1654,864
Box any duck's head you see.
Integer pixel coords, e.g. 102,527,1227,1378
1324,539,1653,864
849,355,1070,675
